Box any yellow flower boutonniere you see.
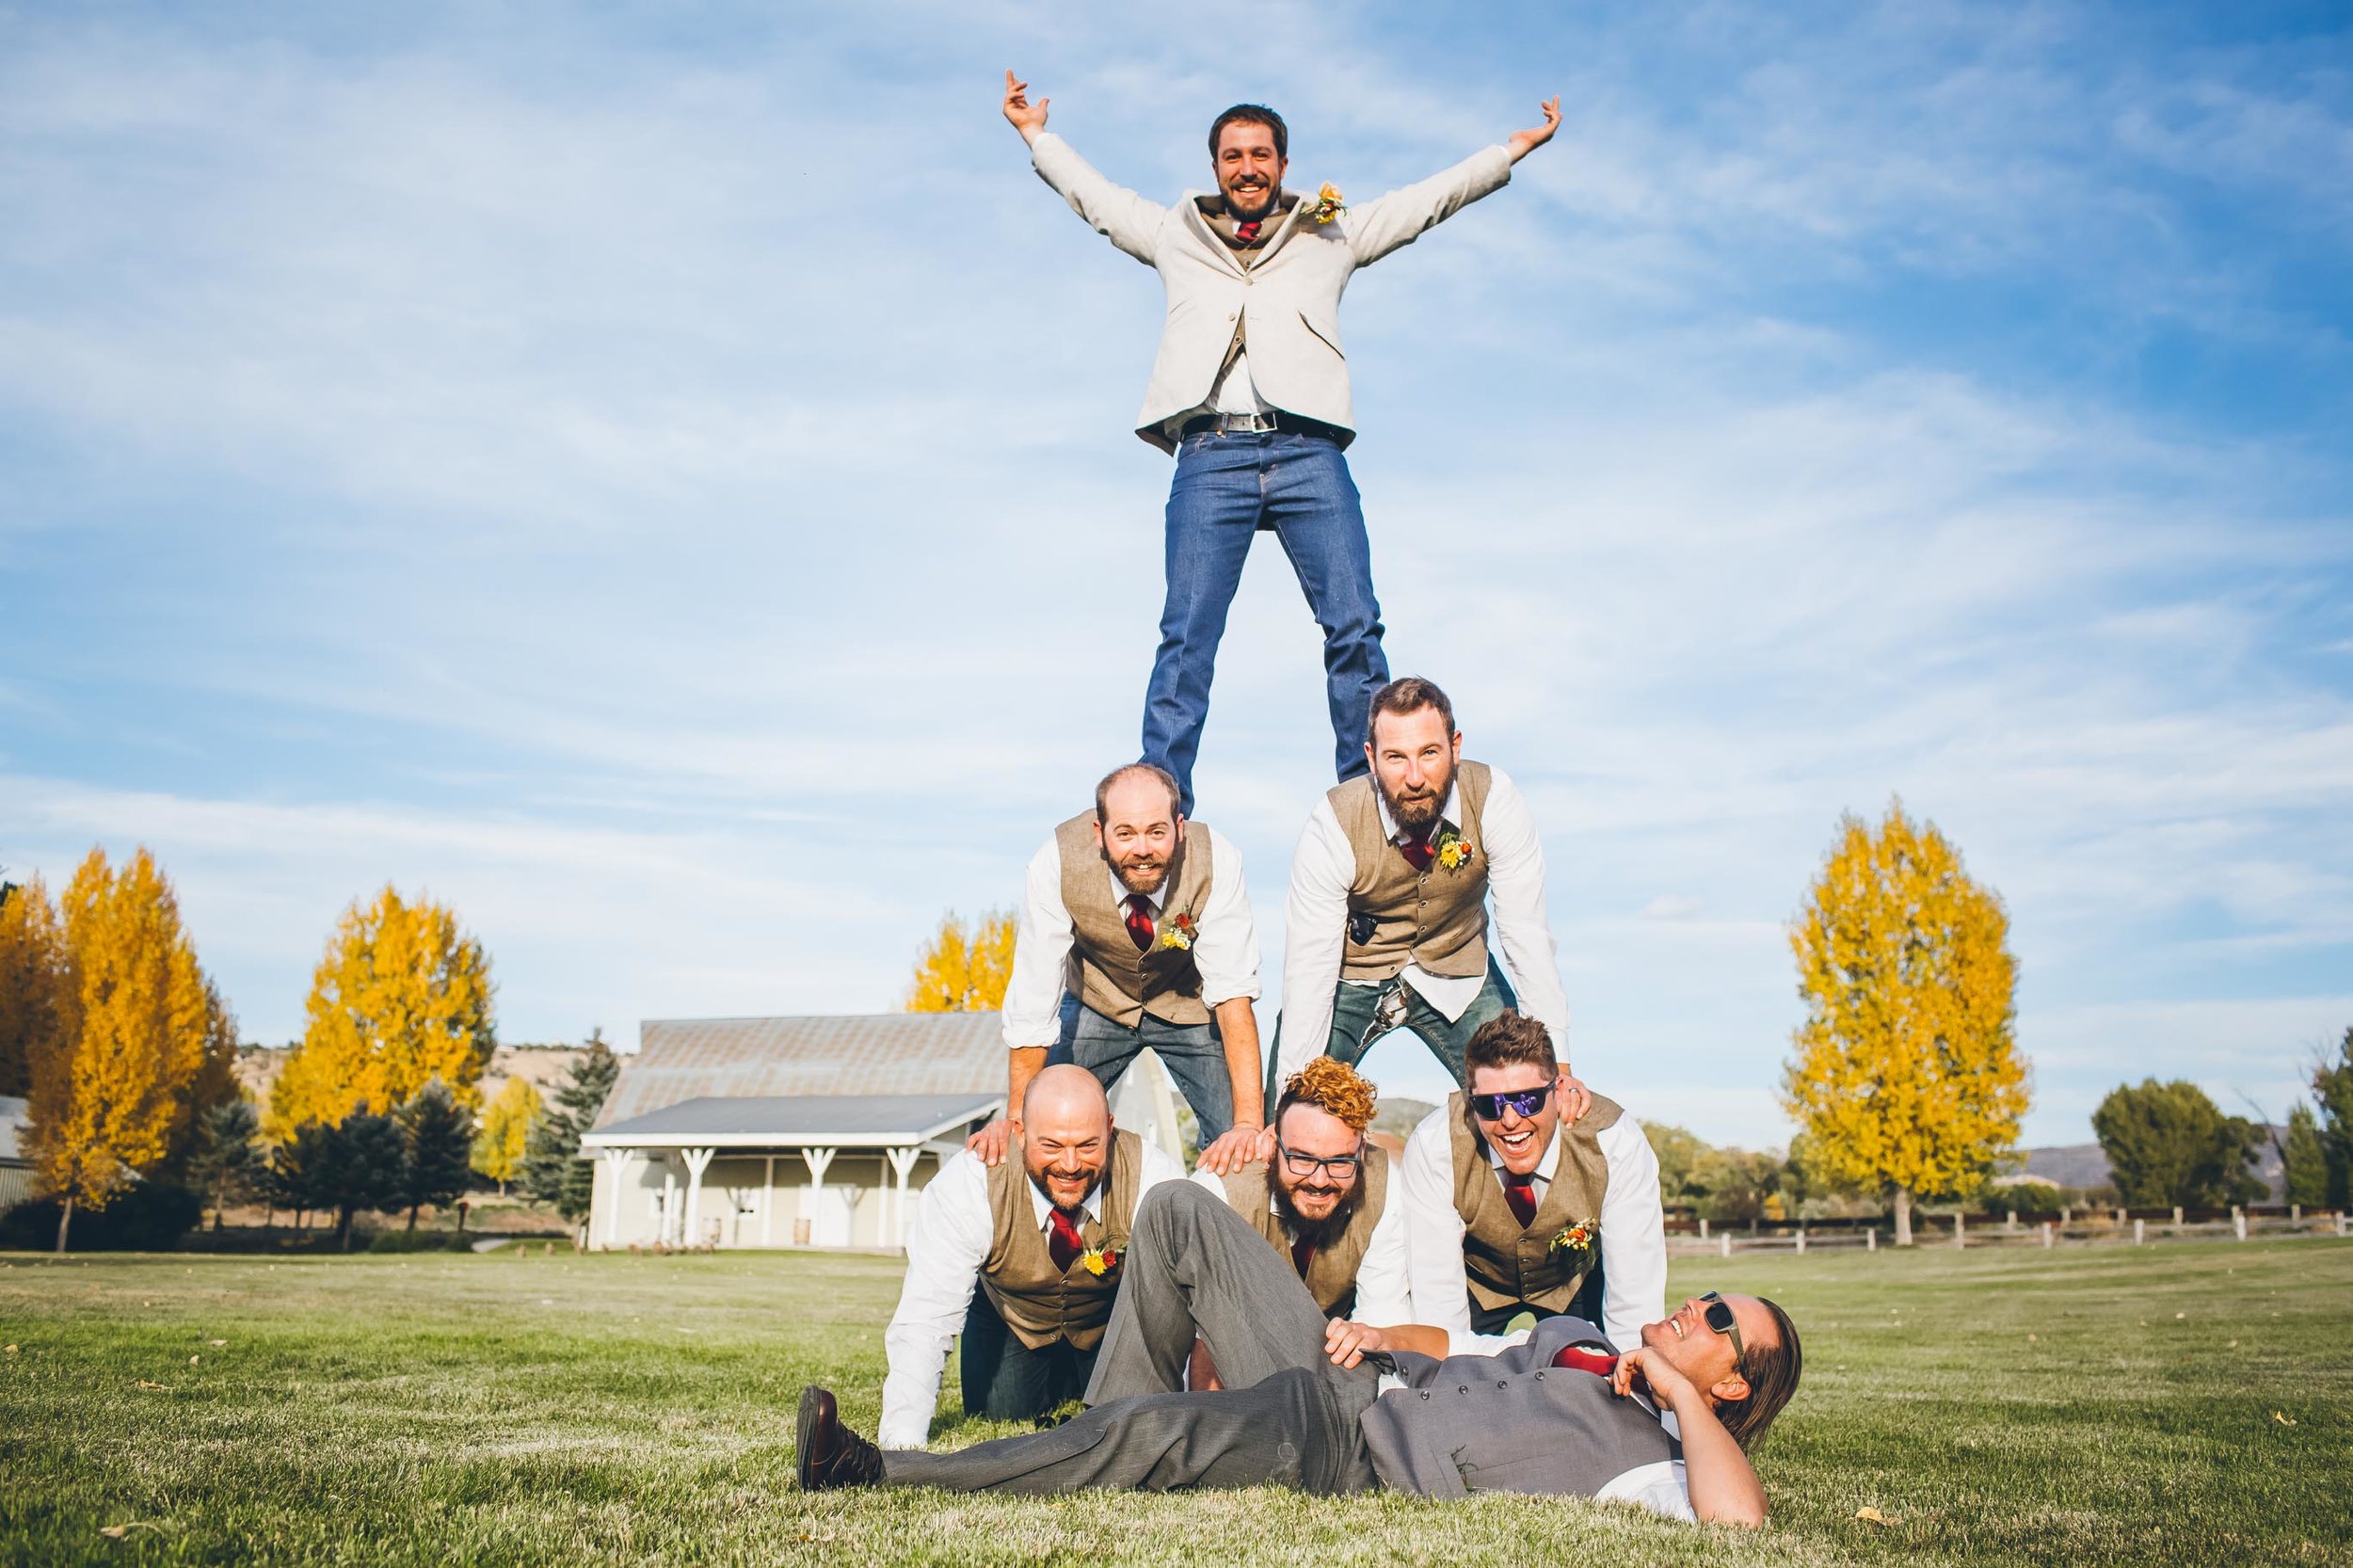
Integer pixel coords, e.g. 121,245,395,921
1310,183,1346,224
1434,826,1475,872
1548,1218,1598,1260
1158,912,1198,952
1080,1243,1120,1276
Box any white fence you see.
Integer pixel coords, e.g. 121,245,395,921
1665,1207,2351,1257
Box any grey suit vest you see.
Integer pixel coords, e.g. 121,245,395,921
1358,1316,1681,1499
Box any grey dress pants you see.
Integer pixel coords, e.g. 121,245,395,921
883,1183,1383,1496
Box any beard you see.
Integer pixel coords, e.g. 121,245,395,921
1225,179,1280,220
1271,1167,1367,1246
1026,1162,1104,1213
1101,842,1173,897
1377,763,1454,837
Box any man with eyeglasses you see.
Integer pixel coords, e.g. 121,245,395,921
1185,1058,1409,1384
800,1180,1802,1525
1400,1011,1666,1352
1275,677,1587,1112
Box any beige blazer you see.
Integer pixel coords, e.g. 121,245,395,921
1029,133,1513,453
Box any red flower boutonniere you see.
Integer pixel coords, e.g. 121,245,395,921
1080,1243,1120,1276
1548,1218,1598,1261
1435,826,1475,872
1157,913,1197,952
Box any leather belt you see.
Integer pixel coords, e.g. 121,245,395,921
1178,410,1347,442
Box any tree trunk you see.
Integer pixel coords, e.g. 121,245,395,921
1894,1185,1914,1246
406,1204,419,1233
55,1194,74,1254
338,1207,356,1252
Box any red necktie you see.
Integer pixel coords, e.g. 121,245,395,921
1048,1208,1084,1272
1552,1343,1619,1377
1393,832,1434,872
1122,894,1155,952
1289,1235,1315,1279
1503,1175,1538,1227
1235,219,1262,242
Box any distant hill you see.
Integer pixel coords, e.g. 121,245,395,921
2019,1128,2289,1201
232,1044,592,1113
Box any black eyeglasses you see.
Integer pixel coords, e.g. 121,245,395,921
1467,1083,1553,1121
1700,1290,1746,1371
1275,1143,1364,1179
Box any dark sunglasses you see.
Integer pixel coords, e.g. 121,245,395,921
1276,1143,1363,1180
1467,1083,1553,1121
1700,1290,1746,1371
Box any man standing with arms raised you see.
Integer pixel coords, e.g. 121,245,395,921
1002,72,1561,814
1277,676,1584,1104
970,762,1267,1176
883,1065,1186,1448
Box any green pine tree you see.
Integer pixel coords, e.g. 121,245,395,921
313,1110,407,1252
523,1029,618,1224
394,1080,475,1231
186,1100,266,1230
2282,1104,2329,1208
2313,1028,2353,1209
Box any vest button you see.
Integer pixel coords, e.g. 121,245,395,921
1418,1390,1430,1400
1497,1380,1509,1389
1457,1385,1469,1395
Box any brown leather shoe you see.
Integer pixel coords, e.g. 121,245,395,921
796,1385,885,1491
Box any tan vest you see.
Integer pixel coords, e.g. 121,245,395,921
1056,812,1215,1028
981,1128,1146,1352
1216,1146,1390,1318
1448,1090,1622,1315
1329,760,1495,982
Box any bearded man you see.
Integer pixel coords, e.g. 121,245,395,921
1276,677,1583,1101
1002,73,1561,815
1184,1057,1411,1385
971,762,1266,1176
881,1066,1186,1448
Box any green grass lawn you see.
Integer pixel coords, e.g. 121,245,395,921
3,1237,2347,1566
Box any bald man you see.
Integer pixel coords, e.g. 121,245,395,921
881,1065,1188,1448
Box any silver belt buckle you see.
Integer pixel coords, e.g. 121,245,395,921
1219,411,1274,433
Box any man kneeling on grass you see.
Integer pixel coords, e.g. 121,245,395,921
802,1183,1801,1525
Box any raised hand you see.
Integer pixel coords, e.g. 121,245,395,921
966,1116,1014,1166
1506,95,1561,163
1193,1122,1267,1176
1003,69,1048,143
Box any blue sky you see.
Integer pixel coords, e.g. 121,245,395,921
4,1,2348,1149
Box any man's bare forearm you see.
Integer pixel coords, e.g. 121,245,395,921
1214,997,1265,1129
1663,1391,1768,1527
1005,1046,1048,1122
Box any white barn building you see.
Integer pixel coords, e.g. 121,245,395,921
579,1014,1185,1252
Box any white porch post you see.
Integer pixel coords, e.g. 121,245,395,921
762,1155,776,1248
599,1148,640,1248
681,1147,717,1249
662,1164,680,1246
887,1146,922,1251
802,1146,838,1247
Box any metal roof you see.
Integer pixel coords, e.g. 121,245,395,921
581,1092,1000,1150
0,1096,25,1163
592,1013,1007,1131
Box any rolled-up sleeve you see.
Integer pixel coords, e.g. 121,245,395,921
1000,836,1073,1053
1193,827,1262,1008
1596,1116,1668,1352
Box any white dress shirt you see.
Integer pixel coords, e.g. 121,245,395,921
879,1141,1188,1449
1187,1163,1413,1326
1277,767,1570,1080
1000,824,1262,1052
1396,1103,1667,1355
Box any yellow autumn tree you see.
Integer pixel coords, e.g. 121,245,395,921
0,873,71,1099
1781,801,2028,1244
471,1075,542,1192
903,909,1017,1012
269,887,497,1139
25,848,217,1250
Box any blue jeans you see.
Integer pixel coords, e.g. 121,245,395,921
1141,431,1388,813
1267,962,1521,1106
1055,1000,1238,1147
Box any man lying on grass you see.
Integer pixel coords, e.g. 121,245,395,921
800,1182,1801,1525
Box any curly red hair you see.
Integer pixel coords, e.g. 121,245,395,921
1276,1056,1379,1134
